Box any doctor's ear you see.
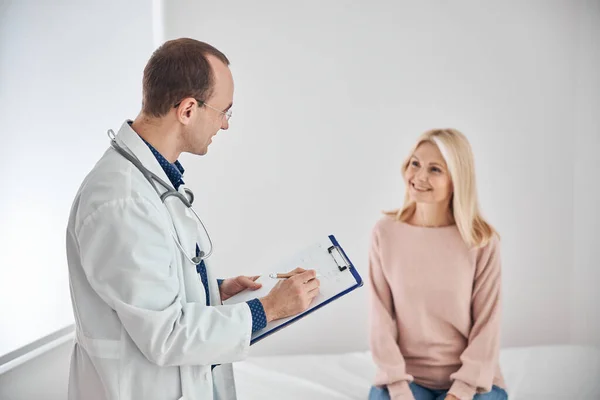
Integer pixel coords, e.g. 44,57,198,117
174,98,197,123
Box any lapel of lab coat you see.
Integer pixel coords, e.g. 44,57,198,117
115,121,207,305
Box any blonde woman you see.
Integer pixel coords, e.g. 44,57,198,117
367,129,508,400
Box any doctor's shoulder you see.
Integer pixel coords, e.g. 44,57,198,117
71,149,161,226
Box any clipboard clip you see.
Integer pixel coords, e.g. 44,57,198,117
328,245,350,271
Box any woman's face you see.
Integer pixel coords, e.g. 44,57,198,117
404,141,453,205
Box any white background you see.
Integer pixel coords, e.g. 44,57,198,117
571,0,600,347
0,3,598,395
163,0,600,355
0,0,155,359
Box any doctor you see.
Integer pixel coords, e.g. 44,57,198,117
65,38,320,400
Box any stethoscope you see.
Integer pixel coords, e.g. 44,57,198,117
107,129,213,264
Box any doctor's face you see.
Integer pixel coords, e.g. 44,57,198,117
186,56,234,155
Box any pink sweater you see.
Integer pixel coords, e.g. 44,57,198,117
368,216,506,400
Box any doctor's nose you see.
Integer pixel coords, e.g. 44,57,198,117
221,118,229,130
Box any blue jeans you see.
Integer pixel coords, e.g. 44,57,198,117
368,382,508,400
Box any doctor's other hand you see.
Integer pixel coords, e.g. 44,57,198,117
259,269,320,322
219,276,262,301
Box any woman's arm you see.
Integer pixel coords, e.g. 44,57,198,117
448,236,503,400
369,225,415,400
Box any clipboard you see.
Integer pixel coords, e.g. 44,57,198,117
222,234,363,345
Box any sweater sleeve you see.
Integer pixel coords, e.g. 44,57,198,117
368,225,415,400
449,236,502,400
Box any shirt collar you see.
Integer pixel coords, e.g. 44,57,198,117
125,120,185,190
142,139,185,190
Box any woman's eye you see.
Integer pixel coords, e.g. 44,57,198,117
431,167,441,173
411,160,420,167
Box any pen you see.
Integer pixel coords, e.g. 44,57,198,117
269,272,322,279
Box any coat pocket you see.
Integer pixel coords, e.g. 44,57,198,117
76,332,120,359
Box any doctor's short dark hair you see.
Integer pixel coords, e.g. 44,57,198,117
141,38,230,118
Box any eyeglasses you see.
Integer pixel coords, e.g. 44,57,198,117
173,98,232,121
200,100,232,121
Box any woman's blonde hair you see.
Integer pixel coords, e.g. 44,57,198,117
385,128,497,248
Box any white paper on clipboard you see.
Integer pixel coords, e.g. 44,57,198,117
222,235,363,344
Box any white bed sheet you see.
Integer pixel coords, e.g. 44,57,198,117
233,345,600,400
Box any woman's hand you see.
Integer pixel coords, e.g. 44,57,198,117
445,394,460,400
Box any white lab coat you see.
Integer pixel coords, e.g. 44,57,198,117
65,121,252,400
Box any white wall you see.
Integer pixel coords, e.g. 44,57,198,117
0,0,154,397
572,0,600,347
0,0,154,360
1,0,598,398
163,0,590,355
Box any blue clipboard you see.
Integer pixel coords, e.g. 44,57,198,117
249,234,363,345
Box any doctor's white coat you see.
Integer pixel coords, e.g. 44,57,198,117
65,121,252,400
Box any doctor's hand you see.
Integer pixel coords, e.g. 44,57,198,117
259,268,320,322
219,276,262,301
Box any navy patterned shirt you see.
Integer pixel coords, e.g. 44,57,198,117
143,139,267,333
